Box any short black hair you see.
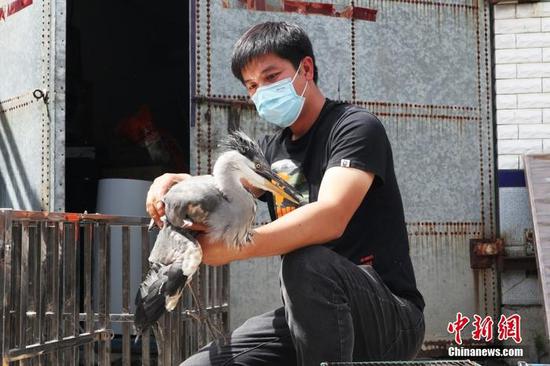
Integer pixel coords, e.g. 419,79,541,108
231,22,318,84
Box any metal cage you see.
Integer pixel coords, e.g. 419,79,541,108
320,361,481,366
0,209,229,365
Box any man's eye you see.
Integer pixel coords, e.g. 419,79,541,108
266,74,277,81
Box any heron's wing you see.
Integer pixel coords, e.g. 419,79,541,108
163,175,225,228
135,225,202,333
148,225,202,267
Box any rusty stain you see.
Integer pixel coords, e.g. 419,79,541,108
375,112,478,121
358,100,478,112
197,96,480,119
0,0,33,21
407,222,483,236
223,0,378,21
472,239,503,257
347,6,378,21
285,1,334,15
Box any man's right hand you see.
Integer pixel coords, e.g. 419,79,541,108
146,173,190,228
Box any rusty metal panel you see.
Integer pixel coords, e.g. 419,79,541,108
195,0,353,101
0,0,65,211
523,154,550,340
0,1,42,100
192,0,496,349
0,98,47,210
354,1,478,106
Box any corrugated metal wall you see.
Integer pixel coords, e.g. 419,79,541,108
196,0,496,347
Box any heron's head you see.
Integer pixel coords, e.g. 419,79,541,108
217,131,303,205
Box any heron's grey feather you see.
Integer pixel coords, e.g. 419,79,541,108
163,163,257,247
148,225,202,274
163,176,225,228
135,225,202,333
220,131,266,164
205,186,256,247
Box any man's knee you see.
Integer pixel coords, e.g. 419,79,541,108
280,245,337,295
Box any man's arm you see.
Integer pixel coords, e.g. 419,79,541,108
200,166,374,266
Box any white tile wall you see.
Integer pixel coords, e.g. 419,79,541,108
498,139,543,154
496,48,542,63
495,18,541,34
498,125,519,139
496,64,517,79
498,154,520,169
496,78,542,94
495,34,516,49
517,93,550,108
519,123,550,138
517,63,550,78
497,94,518,109
516,33,550,48
495,4,516,19
497,109,543,124
495,2,550,163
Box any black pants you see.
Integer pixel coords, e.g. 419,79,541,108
181,246,425,366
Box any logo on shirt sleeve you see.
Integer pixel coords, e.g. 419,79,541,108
340,159,351,167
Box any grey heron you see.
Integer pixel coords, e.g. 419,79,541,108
134,131,302,333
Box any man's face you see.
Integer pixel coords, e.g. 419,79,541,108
241,53,308,98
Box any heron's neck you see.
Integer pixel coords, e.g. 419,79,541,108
213,157,250,200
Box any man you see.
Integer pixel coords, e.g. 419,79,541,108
146,21,425,366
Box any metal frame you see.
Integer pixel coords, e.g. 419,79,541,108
0,209,229,365
52,0,67,212
320,361,481,366
523,153,550,341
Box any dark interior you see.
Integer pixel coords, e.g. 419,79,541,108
65,0,190,213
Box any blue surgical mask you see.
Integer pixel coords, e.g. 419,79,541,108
251,63,309,128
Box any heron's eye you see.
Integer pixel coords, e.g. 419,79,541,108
255,163,262,170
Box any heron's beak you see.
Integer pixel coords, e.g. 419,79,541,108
255,167,303,205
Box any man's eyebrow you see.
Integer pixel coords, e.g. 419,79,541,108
244,65,279,84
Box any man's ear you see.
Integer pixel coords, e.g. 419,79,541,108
302,56,315,82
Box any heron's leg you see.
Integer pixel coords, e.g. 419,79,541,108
187,282,225,341
179,308,297,366
279,245,424,366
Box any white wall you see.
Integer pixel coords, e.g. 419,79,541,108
495,2,550,169
494,3,550,361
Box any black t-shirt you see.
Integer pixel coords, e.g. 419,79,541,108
258,99,425,311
